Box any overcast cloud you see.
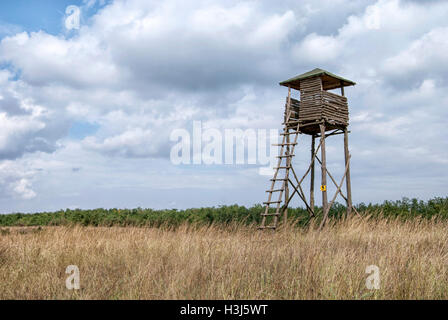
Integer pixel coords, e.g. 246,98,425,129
0,0,447,213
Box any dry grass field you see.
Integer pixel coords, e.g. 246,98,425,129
1,216,448,300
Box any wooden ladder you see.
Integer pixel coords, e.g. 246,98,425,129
259,103,301,230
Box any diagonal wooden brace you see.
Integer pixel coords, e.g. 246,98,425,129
315,155,349,203
319,155,351,230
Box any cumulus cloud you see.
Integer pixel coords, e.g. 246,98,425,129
0,70,66,160
0,0,447,209
93,1,299,92
0,161,37,200
292,33,343,63
83,127,167,158
0,0,302,161
0,31,120,88
383,27,448,86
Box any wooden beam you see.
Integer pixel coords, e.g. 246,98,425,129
287,179,314,217
320,124,328,217
310,135,315,214
284,86,292,223
315,129,349,139
319,155,351,230
298,138,323,185
315,155,348,203
344,127,353,216
289,167,314,217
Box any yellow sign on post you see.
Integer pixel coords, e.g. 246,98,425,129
320,185,327,192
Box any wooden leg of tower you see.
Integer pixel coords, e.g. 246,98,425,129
284,131,290,224
320,124,328,217
310,135,315,214
344,127,353,216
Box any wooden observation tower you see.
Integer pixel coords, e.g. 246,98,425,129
260,68,356,230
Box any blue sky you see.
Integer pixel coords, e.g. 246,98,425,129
0,0,447,213
0,0,85,34
0,0,105,141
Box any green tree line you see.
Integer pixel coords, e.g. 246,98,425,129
1,197,447,227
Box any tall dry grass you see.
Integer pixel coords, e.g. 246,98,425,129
1,216,448,299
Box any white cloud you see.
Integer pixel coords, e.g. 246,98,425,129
83,127,162,158
383,27,448,83
0,0,448,209
13,178,36,199
0,70,65,160
292,33,343,63
0,31,120,88
0,161,37,200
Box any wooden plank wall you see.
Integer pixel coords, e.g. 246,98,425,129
322,91,349,125
291,76,349,126
288,98,300,121
299,77,323,122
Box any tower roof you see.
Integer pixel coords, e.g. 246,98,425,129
280,68,356,91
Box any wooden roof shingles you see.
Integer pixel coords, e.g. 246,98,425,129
280,68,356,91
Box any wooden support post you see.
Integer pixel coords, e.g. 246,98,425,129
344,127,352,215
315,155,348,203
320,123,328,216
319,155,351,230
340,80,352,216
284,87,291,223
310,135,315,213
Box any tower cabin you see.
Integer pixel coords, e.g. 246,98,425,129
279,68,356,134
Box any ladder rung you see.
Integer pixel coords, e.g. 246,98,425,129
266,189,283,192
273,143,297,146
276,155,295,158
261,213,280,216
258,226,277,230
270,178,287,181
274,166,291,169
280,132,300,135
264,201,282,204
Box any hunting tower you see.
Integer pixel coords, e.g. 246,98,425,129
260,68,356,230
